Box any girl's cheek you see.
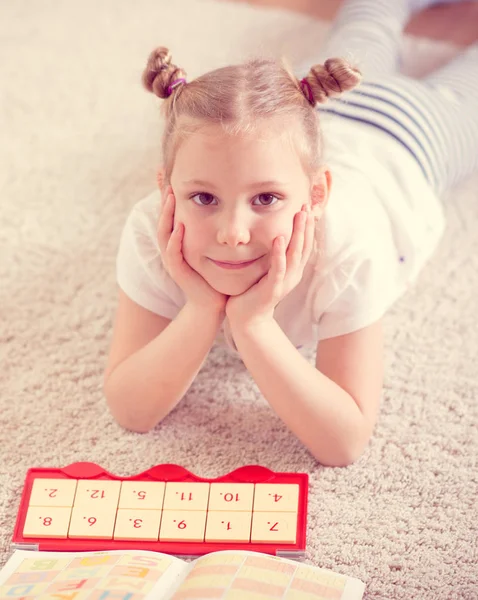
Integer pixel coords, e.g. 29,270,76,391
181,222,203,254
270,216,294,246
172,204,185,227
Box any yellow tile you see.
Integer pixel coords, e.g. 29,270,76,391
28,478,77,507
68,505,116,539
251,511,298,543
117,553,173,569
253,484,299,512
159,510,207,542
113,509,162,541
163,482,210,510
23,506,72,538
74,479,121,509
68,555,120,568
118,481,165,509
208,483,254,512
205,510,252,542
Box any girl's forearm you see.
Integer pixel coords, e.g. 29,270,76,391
229,318,366,467
104,303,225,432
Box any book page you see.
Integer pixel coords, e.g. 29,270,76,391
0,549,188,599
171,550,365,600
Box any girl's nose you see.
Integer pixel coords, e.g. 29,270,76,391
216,220,251,246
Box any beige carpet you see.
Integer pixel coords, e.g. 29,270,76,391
1,0,477,597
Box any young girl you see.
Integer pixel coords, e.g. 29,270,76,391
104,0,478,467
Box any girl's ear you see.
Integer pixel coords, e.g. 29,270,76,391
311,167,332,216
156,167,165,189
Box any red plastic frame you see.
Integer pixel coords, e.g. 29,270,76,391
12,462,308,557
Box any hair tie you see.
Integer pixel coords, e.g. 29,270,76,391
300,78,314,105
167,78,186,96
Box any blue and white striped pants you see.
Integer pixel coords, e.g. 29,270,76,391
301,0,478,195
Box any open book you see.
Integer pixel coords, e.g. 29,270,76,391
0,548,365,599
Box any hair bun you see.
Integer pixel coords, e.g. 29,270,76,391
301,58,362,106
142,46,187,99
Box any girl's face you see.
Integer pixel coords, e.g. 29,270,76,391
169,123,321,296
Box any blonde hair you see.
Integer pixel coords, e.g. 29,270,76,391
142,47,362,188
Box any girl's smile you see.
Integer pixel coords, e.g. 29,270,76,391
208,255,264,269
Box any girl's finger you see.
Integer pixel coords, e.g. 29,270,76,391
301,213,315,265
159,192,173,221
269,236,287,289
158,194,175,249
287,209,307,267
159,184,169,210
164,222,186,276
166,221,183,262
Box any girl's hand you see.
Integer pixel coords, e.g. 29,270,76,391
226,205,316,327
158,187,229,315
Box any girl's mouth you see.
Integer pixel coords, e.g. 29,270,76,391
209,257,260,269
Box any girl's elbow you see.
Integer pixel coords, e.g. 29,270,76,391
318,452,359,468
342,429,372,466
115,416,156,434
313,436,370,467
104,390,157,434
330,415,374,467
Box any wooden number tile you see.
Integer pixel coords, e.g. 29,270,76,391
208,483,254,512
29,478,77,507
68,505,116,539
118,481,165,510
251,511,298,543
159,510,207,542
163,482,210,511
74,479,121,509
253,483,299,512
205,510,253,542
113,509,162,541
23,506,72,538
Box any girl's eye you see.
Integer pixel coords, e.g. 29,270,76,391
191,193,279,207
191,193,216,206
253,194,279,206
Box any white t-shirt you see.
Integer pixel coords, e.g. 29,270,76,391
116,115,445,351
